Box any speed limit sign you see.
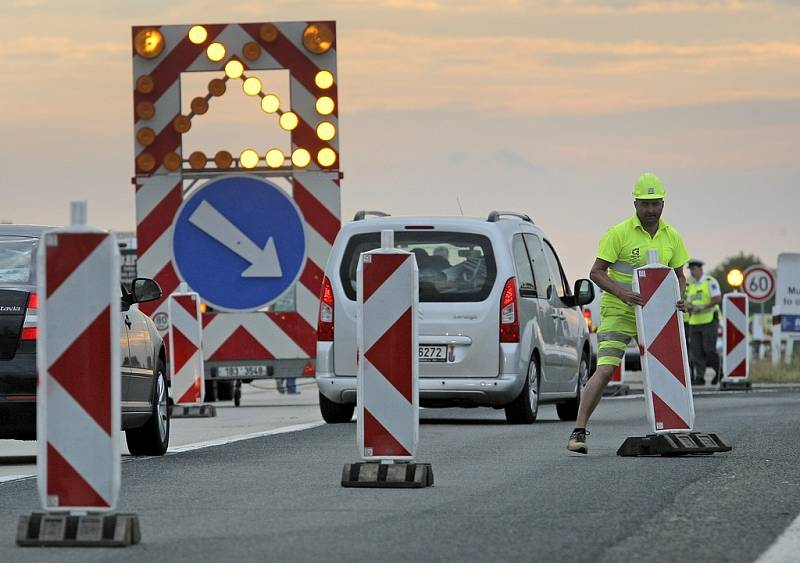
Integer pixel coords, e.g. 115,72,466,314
742,265,775,303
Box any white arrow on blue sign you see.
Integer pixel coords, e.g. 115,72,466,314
172,175,307,312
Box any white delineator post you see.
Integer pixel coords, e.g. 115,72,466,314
37,225,121,511
722,292,750,382
633,250,694,433
357,229,419,460
168,291,204,405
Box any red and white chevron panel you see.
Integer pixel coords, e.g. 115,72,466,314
722,293,749,380
357,250,419,461
610,360,626,384
634,265,695,433
36,229,120,511
168,292,204,404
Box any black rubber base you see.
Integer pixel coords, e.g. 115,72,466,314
617,432,732,456
603,384,631,397
720,380,752,391
169,404,217,418
341,462,434,488
17,513,141,547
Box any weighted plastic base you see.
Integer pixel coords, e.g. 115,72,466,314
617,432,732,456
720,380,752,391
604,384,631,397
341,462,434,488
169,404,216,418
17,512,141,547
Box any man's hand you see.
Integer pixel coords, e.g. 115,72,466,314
677,299,686,312
618,289,643,306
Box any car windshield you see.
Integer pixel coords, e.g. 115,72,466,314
0,236,38,287
340,231,496,302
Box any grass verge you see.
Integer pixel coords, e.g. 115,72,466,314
750,358,800,383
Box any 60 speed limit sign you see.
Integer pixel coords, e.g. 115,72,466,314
742,265,775,303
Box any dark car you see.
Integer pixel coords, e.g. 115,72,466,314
0,225,170,455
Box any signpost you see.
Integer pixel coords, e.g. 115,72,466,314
772,253,800,366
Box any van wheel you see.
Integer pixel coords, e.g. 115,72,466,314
556,354,589,421
126,363,170,456
319,392,355,423
505,355,540,424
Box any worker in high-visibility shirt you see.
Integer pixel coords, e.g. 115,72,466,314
568,173,688,454
685,259,722,385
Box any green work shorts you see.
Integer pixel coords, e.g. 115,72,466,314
597,306,638,367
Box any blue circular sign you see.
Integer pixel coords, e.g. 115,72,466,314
172,175,307,312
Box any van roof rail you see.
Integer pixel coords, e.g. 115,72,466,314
353,210,390,221
487,211,533,223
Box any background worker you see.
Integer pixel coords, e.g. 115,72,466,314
685,259,722,385
568,173,688,454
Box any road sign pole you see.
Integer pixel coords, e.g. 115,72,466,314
18,222,141,547
342,230,433,488
618,251,731,457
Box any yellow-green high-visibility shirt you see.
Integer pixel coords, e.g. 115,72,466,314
596,214,690,316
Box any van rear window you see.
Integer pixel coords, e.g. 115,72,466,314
340,232,496,302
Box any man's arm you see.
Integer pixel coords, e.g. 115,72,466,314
590,258,642,306
674,267,687,312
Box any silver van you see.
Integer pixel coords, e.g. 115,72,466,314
315,211,594,424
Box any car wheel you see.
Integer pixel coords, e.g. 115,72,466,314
556,353,589,421
319,392,355,423
126,362,170,456
505,355,540,424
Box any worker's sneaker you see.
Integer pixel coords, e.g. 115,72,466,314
568,429,589,454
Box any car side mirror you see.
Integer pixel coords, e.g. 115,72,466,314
131,278,162,304
573,278,595,307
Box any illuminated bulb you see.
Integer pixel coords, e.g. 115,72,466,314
261,94,280,113
207,42,226,62
291,149,311,168
317,148,337,167
224,60,244,79
188,25,207,44
315,70,334,89
134,29,165,59
239,149,259,169
316,121,336,141
242,77,262,96
316,96,335,115
279,111,299,131
265,149,285,168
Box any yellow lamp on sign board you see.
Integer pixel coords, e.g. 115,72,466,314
243,41,261,61
188,151,207,170
224,60,244,79
261,94,280,113
208,78,226,97
265,149,285,168
206,42,226,62
315,70,334,89
316,121,336,141
135,100,155,120
214,150,233,169
163,152,182,171
134,29,164,59
316,96,335,115
302,23,333,54
242,77,262,96
279,112,299,131
188,25,207,45
317,148,337,167
136,152,156,172
239,149,259,169
727,269,744,288
136,127,155,146
291,148,311,168
190,97,209,115
135,75,154,94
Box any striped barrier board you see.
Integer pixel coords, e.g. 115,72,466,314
168,291,204,405
633,261,695,433
36,229,121,511
357,240,419,460
722,292,750,389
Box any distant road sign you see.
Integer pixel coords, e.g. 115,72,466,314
742,265,775,303
172,175,307,312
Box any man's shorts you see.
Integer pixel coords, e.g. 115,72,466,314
597,307,638,367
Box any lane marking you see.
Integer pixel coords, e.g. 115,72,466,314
0,421,325,486
756,512,800,562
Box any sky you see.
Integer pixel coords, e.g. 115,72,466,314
0,0,798,281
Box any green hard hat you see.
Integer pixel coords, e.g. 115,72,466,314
633,173,666,199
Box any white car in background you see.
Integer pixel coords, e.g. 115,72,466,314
315,211,595,424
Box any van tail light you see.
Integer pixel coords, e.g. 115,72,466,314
499,277,519,343
317,275,334,341
583,308,593,332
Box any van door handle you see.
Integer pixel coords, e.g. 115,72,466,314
550,312,561,319
125,316,132,328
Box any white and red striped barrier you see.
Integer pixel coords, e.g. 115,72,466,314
722,293,749,381
634,255,694,433
610,361,626,385
168,291,204,404
357,231,419,460
36,229,120,511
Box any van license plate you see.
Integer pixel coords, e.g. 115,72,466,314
419,345,447,362
217,365,269,378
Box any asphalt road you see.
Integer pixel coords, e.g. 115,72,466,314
1,390,799,562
